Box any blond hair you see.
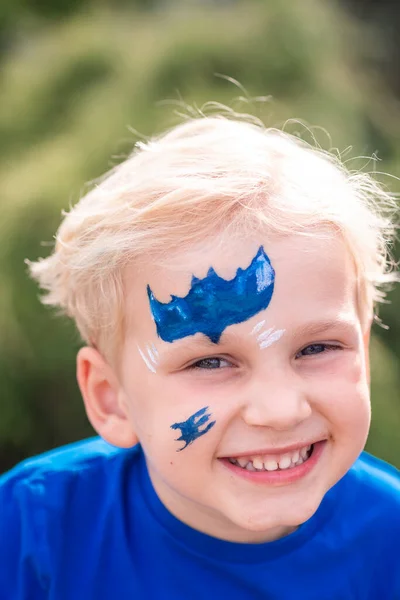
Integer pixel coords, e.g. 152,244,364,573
28,113,398,361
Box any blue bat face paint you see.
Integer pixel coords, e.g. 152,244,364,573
171,406,216,451
147,246,275,344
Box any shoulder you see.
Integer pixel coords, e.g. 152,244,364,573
338,452,400,545
0,437,142,523
1,437,140,491
2,436,134,476
344,453,400,593
319,453,400,596
0,436,143,526
0,438,142,595
347,451,400,504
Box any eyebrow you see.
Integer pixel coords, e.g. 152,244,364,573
290,318,359,340
157,331,236,362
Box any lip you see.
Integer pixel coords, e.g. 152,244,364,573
219,440,327,486
222,439,326,459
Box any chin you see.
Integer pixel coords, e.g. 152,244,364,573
228,495,323,537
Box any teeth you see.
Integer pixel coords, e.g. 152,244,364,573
252,457,264,470
278,455,292,470
264,458,278,471
300,446,310,459
229,443,314,472
291,450,300,463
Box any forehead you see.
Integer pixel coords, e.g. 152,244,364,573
124,233,359,340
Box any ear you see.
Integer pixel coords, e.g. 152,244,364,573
76,346,138,448
362,324,371,385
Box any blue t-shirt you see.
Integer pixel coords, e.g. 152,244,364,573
0,438,399,600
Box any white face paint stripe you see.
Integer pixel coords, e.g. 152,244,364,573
137,345,156,374
150,343,159,358
250,320,286,350
250,319,266,336
257,327,274,342
146,344,157,364
259,329,286,349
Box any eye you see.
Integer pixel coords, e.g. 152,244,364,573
296,343,341,358
188,356,232,370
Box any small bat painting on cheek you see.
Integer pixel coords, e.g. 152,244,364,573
170,407,216,451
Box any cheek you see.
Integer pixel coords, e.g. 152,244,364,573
313,358,371,436
127,380,222,458
331,381,371,431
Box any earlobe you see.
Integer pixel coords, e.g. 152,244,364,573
76,346,139,448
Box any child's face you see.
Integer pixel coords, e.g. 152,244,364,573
118,232,371,542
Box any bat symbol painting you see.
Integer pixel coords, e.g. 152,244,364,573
147,246,275,344
171,407,216,452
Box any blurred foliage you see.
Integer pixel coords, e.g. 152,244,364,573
0,0,400,471
341,0,400,96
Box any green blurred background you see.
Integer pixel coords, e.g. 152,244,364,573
1,0,399,472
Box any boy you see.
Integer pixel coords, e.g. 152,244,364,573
0,113,399,599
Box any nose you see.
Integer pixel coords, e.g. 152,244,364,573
242,375,312,431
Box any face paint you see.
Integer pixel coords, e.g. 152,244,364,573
251,324,285,350
137,344,158,374
146,343,158,364
170,406,216,451
251,319,266,336
257,328,285,349
149,343,159,359
148,246,275,344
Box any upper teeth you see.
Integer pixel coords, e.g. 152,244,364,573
229,445,312,471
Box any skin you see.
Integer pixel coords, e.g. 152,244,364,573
77,232,372,544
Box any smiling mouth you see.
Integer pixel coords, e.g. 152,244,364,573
227,444,314,472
